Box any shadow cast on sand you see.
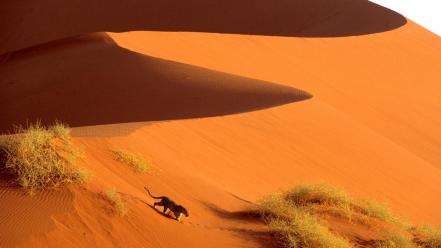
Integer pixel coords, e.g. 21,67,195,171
202,201,263,224
201,201,278,248
0,33,312,134
0,0,407,54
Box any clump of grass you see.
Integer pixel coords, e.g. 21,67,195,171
286,184,352,208
413,226,441,248
0,123,89,192
357,199,393,222
111,148,149,173
285,184,353,221
376,232,417,248
50,122,71,138
259,184,440,248
105,187,128,216
259,194,352,248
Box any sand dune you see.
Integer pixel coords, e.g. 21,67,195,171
1,0,441,247
0,0,406,54
0,187,74,247
0,32,310,132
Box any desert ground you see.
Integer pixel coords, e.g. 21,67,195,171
1,0,441,247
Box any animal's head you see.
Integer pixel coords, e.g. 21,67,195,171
182,207,189,217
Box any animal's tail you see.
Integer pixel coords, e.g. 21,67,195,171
144,187,163,199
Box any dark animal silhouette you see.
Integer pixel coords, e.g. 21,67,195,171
144,187,189,221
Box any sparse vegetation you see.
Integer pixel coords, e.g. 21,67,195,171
105,187,128,216
111,148,149,173
258,184,441,248
286,183,353,220
413,226,441,248
0,123,89,192
260,193,352,248
376,232,417,248
357,199,394,222
286,184,351,208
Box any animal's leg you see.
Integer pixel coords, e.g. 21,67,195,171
163,206,168,215
176,213,182,221
154,201,164,209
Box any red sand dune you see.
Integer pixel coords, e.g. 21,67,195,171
1,0,441,247
0,0,406,54
0,33,310,131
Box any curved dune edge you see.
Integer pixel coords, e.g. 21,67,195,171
0,33,311,133
0,0,406,55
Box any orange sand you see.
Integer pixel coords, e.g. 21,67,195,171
1,0,441,247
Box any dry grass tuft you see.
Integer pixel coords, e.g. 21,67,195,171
286,184,352,209
413,226,441,248
259,193,352,248
375,232,417,248
357,199,394,222
0,123,89,192
105,187,128,216
258,184,441,248
111,148,149,173
286,183,353,221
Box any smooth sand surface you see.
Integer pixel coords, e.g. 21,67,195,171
1,0,441,247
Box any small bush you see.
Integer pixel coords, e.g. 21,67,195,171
260,193,298,221
357,199,393,222
111,148,149,173
0,123,88,191
259,194,352,248
259,184,441,248
286,184,351,209
106,187,128,216
285,184,353,221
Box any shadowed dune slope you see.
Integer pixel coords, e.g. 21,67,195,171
0,0,406,54
0,33,310,133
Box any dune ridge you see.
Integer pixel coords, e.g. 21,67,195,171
0,0,406,55
0,33,311,132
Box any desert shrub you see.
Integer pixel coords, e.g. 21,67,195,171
357,199,393,222
260,193,298,221
106,187,128,216
286,184,351,209
0,123,88,191
111,148,149,173
376,232,417,248
414,226,441,248
285,184,353,221
259,194,352,248
259,184,441,248
50,122,71,138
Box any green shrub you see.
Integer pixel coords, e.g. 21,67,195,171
111,148,149,173
106,187,128,216
0,123,88,192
